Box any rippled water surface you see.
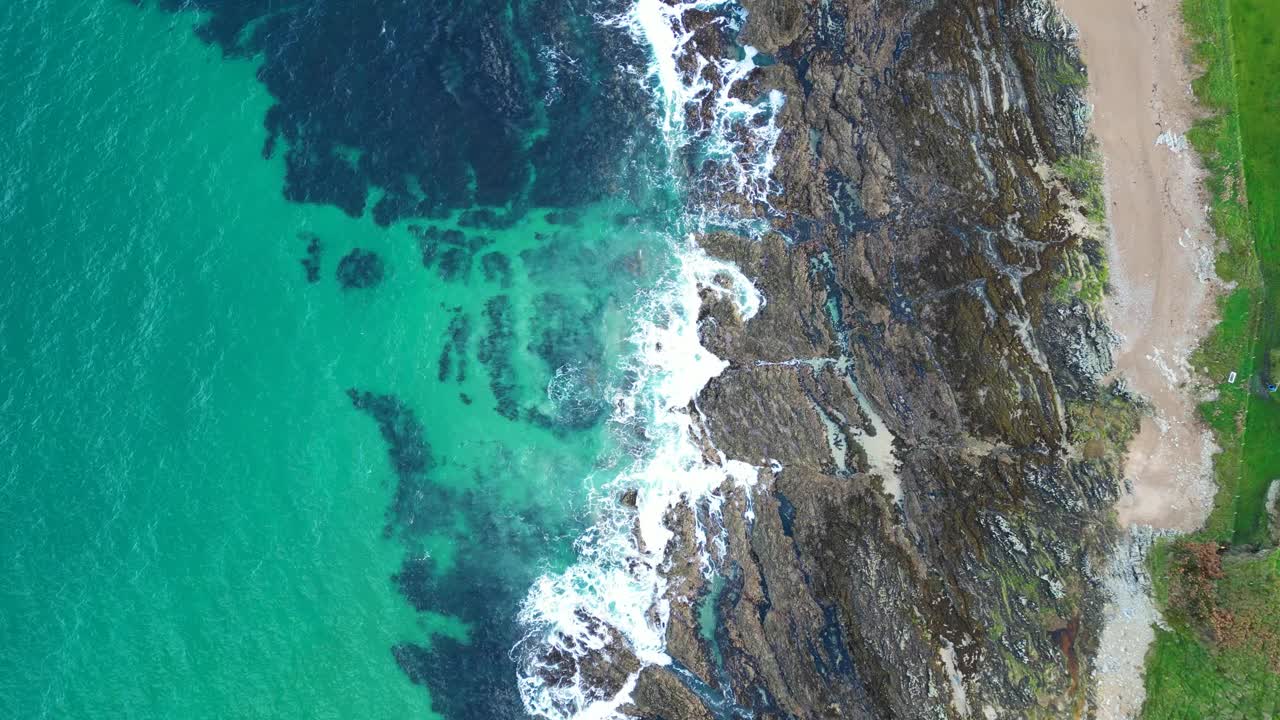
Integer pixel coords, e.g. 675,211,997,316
0,1,785,717
0,1,676,717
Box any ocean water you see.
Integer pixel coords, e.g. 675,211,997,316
0,1,780,719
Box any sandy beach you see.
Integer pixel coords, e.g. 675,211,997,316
1060,0,1218,533
1054,0,1221,715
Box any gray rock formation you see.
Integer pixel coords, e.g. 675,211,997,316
623,1,1129,718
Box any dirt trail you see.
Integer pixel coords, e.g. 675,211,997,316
1059,0,1218,533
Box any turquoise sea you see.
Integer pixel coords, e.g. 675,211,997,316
0,1,663,717
0,1,779,717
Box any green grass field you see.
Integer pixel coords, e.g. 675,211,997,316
1140,0,1280,715
1178,0,1280,549
1228,0,1280,547
1142,546,1280,718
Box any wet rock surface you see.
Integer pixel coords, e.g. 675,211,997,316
621,1,1128,718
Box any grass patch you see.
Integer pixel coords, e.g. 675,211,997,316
1054,153,1106,224
1226,0,1280,547
1142,549,1280,718
1050,151,1109,308
1050,250,1108,309
1172,0,1280,547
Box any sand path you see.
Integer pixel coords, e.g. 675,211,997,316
1058,0,1218,533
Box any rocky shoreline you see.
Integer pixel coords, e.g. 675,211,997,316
604,1,1142,718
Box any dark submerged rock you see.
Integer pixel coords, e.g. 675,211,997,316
349,390,549,720
480,251,513,288
335,248,385,290
477,295,519,420
298,232,322,283
149,0,657,223
436,313,471,383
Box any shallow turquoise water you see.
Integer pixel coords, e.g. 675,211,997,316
0,1,675,717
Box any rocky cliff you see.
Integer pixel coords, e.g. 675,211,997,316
611,1,1135,718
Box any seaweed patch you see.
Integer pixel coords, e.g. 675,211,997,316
528,292,605,372
410,225,491,283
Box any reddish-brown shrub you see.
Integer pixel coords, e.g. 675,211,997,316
1166,541,1225,633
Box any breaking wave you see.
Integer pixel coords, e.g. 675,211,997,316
516,2,783,718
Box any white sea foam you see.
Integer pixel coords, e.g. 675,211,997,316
516,2,782,718
517,242,762,720
615,0,785,208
